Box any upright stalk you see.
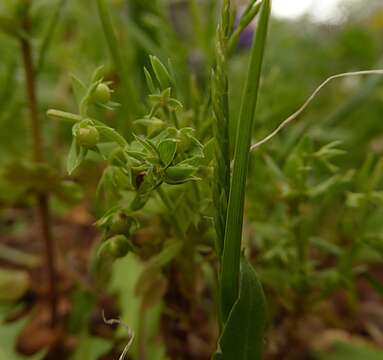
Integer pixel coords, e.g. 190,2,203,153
20,18,58,327
220,0,271,321
156,187,184,238
212,0,231,257
96,0,139,135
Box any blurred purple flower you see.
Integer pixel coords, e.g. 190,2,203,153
234,11,256,50
238,25,254,49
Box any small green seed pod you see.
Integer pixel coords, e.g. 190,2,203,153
74,125,100,148
92,83,111,104
107,234,133,258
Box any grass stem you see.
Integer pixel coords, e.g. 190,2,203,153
220,0,271,322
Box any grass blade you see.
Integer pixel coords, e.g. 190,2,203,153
218,258,267,360
220,0,271,322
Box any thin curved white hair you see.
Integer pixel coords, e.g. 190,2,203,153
250,70,383,151
102,311,134,360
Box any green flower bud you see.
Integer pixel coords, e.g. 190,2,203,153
107,235,133,258
165,165,197,184
176,128,202,155
92,83,111,104
109,212,132,235
74,125,100,148
177,130,192,153
109,148,127,167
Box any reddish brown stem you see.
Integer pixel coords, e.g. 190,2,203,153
36,193,57,327
20,19,58,328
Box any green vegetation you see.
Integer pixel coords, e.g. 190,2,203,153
1,0,383,359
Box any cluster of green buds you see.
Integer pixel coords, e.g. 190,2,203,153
73,119,100,149
95,209,138,261
48,61,206,266
93,121,205,216
130,127,203,186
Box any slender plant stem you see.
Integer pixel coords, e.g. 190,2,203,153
36,193,57,326
20,37,43,162
96,0,139,134
211,0,232,334
220,0,271,322
20,19,58,328
47,109,83,122
156,187,184,238
212,0,231,256
138,302,148,360
37,0,68,72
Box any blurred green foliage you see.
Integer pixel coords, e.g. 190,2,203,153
1,0,383,359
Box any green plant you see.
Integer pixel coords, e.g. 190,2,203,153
36,0,383,359
213,1,270,358
48,57,210,356
47,1,274,358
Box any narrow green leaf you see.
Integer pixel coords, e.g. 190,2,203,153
70,74,87,110
90,65,106,83
158,139,177,167
96,125,129,148
133,134,159,156
220,0,271,322
144,67,156,93
67,140,87,175
67,139,78,175
150,55,172,90
218,258,267,360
